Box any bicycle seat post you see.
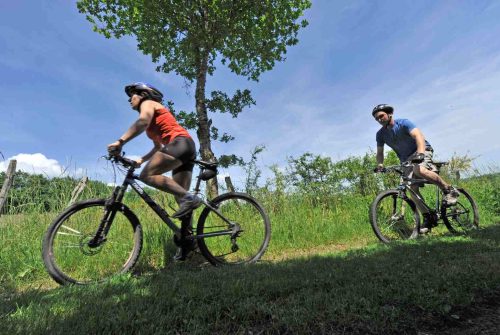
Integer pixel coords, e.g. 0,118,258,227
191,159,218,196
193,166,203,195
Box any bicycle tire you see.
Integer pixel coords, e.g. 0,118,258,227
42,199,143,285
196,192,271,265
370,189,420,243
441,188,479,234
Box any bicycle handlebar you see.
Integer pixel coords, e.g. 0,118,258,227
374,159,449,175
107,154,219,171
107,154,137,168
373,161,413,175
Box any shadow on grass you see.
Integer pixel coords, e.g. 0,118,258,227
2,225,499,335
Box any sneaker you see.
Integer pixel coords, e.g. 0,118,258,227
419,214,432,234
172,194,202,218
443,186,460,206
419,227,430,234
173,247,191,262
172,239,197,262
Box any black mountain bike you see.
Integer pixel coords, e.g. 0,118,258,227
370,161,479,243
42,155,271,285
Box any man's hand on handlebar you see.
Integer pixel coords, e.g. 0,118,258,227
409,152,425,163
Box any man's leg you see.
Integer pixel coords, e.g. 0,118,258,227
413,165,458,205
413,165,449,191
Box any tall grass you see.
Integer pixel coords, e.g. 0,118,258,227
1,169,498,291
1,165,499,334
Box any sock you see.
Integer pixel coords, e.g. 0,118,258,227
183,193,195,200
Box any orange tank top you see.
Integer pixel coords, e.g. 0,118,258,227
146,108,191,144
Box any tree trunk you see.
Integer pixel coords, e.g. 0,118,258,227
195,50,219,198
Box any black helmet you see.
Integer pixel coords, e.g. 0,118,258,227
125,82,163,102
372,104,394,116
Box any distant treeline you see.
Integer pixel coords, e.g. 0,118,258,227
1,151,498,216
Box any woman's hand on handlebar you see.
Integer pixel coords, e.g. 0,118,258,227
107,140,123,156
133,158,144,168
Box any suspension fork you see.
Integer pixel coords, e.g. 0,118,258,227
394,186,408,216
88,185,127,247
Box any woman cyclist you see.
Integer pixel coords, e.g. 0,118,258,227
107,82,201,260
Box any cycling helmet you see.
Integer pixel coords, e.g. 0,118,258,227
125,82,163,102
372,104,394,116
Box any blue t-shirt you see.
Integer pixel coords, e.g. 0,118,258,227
376,118,431,162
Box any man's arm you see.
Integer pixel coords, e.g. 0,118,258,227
376,145,384,166
409,128,426,153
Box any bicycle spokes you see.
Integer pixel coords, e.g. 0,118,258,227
46,200,142,284
371,191,417,242
197,193,270,265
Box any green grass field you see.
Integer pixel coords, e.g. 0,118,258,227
1,173,499,334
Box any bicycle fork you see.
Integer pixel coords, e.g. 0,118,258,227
88,187,124,248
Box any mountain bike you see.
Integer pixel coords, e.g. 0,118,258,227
369,161,479,243
42,154,271,285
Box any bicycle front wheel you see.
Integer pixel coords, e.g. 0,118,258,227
196,192,271,265
370,189,419,243
441,188,479,234
42,199,143,285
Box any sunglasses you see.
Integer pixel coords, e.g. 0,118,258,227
128,92,141,102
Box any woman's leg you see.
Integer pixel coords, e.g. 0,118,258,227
139,151,188,198
172,170,193,204
173,169,195,239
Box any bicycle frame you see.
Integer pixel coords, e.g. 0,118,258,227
91,157,237,247
398,176,442,215
386,163,446,228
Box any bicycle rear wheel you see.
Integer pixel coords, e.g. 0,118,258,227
441,188,479,234
370,189,419,243
196,192,271,265
42,199,143,285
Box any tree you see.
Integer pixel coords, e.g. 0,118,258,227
243,145,265,194
77,0,311,195
286,152,334,196
444,152,477,181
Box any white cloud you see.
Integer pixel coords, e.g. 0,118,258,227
0,153,83,178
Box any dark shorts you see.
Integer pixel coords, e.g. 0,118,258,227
161,136,196,173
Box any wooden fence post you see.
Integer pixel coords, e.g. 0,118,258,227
225,176,235,193
0,160,17,215
68,175,88,206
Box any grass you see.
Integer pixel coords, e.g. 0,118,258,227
1,225,499,334
0,173,499,333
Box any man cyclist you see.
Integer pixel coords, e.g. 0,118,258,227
107,82,201,260
372,104,459,233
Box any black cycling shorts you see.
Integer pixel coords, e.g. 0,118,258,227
160,136,196,173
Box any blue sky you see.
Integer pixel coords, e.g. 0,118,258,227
1,0,499,187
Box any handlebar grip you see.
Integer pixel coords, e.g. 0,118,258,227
373,167,387,173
